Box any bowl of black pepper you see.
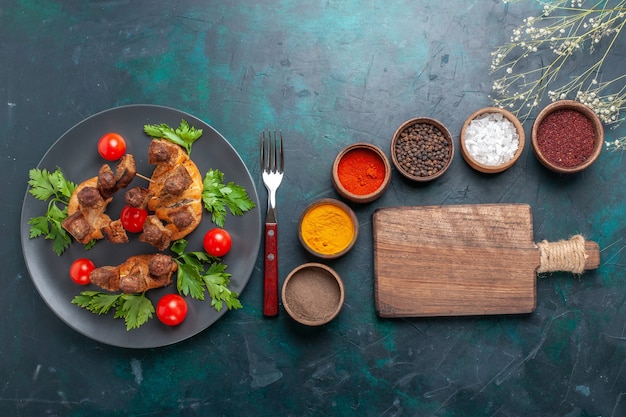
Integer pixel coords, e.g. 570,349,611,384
391,117,454,182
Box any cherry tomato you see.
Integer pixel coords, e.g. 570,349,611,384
98,132,127,161
156,294,188,326
120,205,148,233
69,258,95,285
203,228,232,257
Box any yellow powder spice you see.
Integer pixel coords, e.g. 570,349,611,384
301,203,354,255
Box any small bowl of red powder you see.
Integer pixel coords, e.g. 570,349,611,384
531,100,604,174
331,142,391,203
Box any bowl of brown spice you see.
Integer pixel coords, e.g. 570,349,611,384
331,143,391,203
531,100,604,174
282,263,345,326
391,117,454,182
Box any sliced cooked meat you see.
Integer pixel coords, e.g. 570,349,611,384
148,253,177,277
114,154,136,189
138,215,172,251
90,254,178,294
163,165,193,196
89,266,119,292
148,140,172,164
168,205,195,229
62,212,92,242
76,186,104,208
125,186,153,209
97,154,136,199
147,139,203,240
97,165,118,199
64,155,137,244
102,219,129,244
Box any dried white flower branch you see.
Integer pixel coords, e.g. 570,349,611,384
491,0,626,150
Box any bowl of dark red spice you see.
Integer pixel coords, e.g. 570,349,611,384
460,107,525,174
531,100,604,174
391,117,454,182
281,262,345,326
331,142,391,203
298,198,358,259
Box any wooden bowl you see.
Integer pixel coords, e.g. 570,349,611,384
282,263,345,326
531,100,604,173
460,107,525,174
331,143,391,203
298,198,358,259
390,117,454,182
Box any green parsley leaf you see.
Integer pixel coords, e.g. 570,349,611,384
202,169,256,227
27,168,76,256
116,294,155,330
203,262,242,311
171,239,242,311
143,119,203,155
71,291,154,331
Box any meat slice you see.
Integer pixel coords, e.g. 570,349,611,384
138,215,172,251
114,154,136,190
76,186,104,208
98,154,136,199
163,165,193,196
63,155,137,244
102,219,129,244
90,266,119,292
89,254,178,294
148,140,173,164
147,139,203,240
125,186,153,209
62,177,113,244
62,211,92,242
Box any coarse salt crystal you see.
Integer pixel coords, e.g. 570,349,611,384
464,112,519,166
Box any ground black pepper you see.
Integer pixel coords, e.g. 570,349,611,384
394,122,451,177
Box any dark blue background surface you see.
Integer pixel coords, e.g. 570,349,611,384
2,1,625,415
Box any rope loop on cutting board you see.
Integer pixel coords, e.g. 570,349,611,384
536,234,588,274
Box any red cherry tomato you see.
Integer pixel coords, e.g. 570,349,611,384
98,132,127,161
203,228,232,257
156,294,188,326
69,258,95,285
120,205,148,233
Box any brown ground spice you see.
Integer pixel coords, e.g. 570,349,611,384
284,268,341,322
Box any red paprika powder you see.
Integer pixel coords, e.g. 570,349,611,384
337,148,385,195
536,109,595,168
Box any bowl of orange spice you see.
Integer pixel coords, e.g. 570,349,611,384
331,143,391,203
298,198,358,259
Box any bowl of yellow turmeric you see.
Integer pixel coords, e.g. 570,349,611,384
298,198,358,259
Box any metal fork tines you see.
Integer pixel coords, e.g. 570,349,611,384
261,130,284,222
261,130,284,317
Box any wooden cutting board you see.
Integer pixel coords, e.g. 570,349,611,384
373,204,600,317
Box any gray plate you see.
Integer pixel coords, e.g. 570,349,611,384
20,105,261,348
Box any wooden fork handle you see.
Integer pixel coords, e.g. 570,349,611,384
263,222,279,316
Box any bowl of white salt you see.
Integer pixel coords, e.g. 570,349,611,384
460,107,525,174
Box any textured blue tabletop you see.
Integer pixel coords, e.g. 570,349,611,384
2,1,626,416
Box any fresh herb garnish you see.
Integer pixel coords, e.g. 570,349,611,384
71,291,154,331
202,169,256,228
143,119,202,155
171,239,242,311
27,167,76,255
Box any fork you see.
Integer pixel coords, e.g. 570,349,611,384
261,130,284,316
